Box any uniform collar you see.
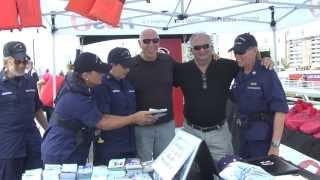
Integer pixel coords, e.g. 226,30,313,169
239,59,261,76
0,70,7,82
64,72,91,96
104,73,127,88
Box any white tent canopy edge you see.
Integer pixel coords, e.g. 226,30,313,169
37,0,320,98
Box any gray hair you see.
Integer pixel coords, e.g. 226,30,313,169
189,32,213,47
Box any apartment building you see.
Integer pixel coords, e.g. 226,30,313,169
286,35,320,69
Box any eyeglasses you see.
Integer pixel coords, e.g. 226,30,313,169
201,73,207,90
142,38,160,44
14,59,28,65
192,44,211,51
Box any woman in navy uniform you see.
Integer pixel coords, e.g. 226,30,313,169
0,41,47,180
92,47,136,165
41,52,155,165
230,33,288,159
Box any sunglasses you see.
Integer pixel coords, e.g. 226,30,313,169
142,38,160,44
192,44,211,51
234,51,246,55
14,59,28,65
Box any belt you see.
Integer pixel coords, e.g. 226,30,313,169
186,120,224,132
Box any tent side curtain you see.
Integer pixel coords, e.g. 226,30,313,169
66,0,125,27
79,34,192,45
0,0,42,30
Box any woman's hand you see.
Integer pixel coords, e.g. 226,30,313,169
131,111,156,126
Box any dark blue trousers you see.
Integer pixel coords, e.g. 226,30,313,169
0,158,25,180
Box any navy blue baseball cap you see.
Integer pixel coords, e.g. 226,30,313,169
3,41,30,61
217,154,242,172
107,47,134,68
74,52,110,73
229,33,257,54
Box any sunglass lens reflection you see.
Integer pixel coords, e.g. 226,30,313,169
142,38,160,44
193,44,210,50
14,60,28,65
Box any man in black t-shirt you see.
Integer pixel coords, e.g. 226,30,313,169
127,29,176,161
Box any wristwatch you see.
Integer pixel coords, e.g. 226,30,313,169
271,140,280,148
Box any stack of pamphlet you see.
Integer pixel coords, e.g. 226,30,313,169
141,160,154,173
22,168,42,180
125,158,143,176
91,165,109,180
107,158,126,178
43,164,61,180
59,164,78,180
77,163,93,180
148,108,168,119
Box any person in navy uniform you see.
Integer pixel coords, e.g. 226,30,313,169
92,47,136,165
41,52,155,165
0,41,48,180
230,33,288,159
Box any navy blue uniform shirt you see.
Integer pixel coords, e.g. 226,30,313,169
231,60,288,140
92,74,136,157
0,70,42,159
41,72,102,164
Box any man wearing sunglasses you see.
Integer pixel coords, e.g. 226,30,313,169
127,29,176,162
174,33,273,171
0,41,47,180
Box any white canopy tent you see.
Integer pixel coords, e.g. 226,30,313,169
12,0,319,97
41,0,320,70
43,0,320,35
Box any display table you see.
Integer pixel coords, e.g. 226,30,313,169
246,155,319,180
282,128,320,161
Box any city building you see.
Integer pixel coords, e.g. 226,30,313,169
286,34,320,70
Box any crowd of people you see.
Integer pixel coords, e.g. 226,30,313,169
0,29,288,180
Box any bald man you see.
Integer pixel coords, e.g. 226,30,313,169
127,29,177,161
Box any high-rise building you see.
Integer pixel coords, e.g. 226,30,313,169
286,35,320,70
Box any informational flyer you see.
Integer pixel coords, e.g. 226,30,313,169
152,129,202,180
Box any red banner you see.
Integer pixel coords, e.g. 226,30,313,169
66,0,97,20
17,0,42,28
0,0,42,30
160,38,184,127
66,0,125,27
89,0,125,27
0,0,19,30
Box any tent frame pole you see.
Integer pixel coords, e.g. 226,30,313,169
51,14,57,104
269,6,278,71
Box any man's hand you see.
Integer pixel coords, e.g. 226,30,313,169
131,111,156,126
268,146,279,156
260,57,273,70
212,53,220,61
35,109,48,130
